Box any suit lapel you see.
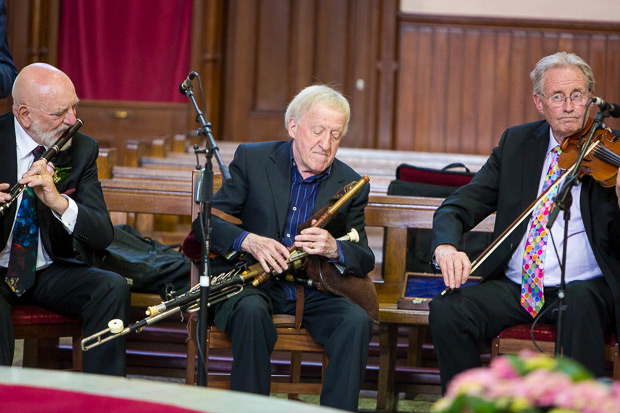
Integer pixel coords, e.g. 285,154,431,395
266,142,293,232
521,122,551,209
314,161,348,214
0,114,18,245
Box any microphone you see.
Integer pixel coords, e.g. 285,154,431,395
179,71,198,95
591,97,620,118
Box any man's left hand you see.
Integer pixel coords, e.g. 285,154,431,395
295,226,339,260
19,159,68,215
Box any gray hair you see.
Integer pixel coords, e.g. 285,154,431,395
284,84,351,137
530,52,595,95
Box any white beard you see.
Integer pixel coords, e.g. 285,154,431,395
30,121,71,149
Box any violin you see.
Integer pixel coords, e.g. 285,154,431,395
558,117,620,187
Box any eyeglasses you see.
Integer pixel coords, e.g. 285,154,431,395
540,92,588,107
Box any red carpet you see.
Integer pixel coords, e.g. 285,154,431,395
0,383,207,413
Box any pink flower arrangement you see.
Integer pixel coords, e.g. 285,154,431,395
433,350,620,413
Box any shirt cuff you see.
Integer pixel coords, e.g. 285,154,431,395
52,194,78,234
328,240,347,275
232,231,250,252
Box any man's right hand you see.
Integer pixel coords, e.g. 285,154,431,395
0,183,10,203
434,244,471,290
241,233,291,275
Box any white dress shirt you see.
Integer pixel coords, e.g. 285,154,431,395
505,129,603,286
0,121,78,269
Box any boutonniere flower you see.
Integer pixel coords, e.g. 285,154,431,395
47,162,71,185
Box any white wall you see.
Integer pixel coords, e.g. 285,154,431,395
400,0,620,23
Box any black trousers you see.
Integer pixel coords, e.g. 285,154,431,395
215,284,373,412
0,262,130,375
429,276,615,393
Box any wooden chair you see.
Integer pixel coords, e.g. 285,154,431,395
491,323,620,380
13,304,83,371
185,171,327,398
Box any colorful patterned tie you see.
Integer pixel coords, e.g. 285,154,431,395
521,146,561,317
5,145,46,296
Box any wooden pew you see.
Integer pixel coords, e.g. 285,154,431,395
97,178,191,377
98,175,227,377
131,142,487,195
96,149,490,390
97,147,116,179
365,194,495,412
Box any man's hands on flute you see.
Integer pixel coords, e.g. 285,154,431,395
21,159,69,215
434,244,471,290
295,226,339,260
241,225,339,275
0,183,10,203
241,234,291,275
0,159,68,215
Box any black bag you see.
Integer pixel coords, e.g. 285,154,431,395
77,224,190,297
387,163,492,273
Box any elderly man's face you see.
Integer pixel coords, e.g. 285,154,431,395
28,90,78,147
288,104,345,179
533,66,590,142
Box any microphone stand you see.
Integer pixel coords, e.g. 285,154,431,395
546,109,606,356
182,79,232,387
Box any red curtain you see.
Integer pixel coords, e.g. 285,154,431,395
58,0,192,103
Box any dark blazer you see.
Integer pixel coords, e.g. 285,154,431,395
197,140,375,278
0,112,114,261
0,0,16,99
431,120,620,334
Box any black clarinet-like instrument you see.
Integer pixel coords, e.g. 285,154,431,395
0,119,84,216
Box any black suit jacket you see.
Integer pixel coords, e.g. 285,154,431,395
0,112,113,262
197,140,374,278
0,0,16,98
432,120,620,333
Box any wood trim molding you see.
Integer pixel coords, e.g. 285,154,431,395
399,13,620,32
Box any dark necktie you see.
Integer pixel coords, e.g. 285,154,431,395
5,145,46,296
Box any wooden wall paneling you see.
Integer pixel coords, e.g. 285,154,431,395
289,0,315,92
492,31,511,148
314,0,347,84
506,31,528,130
590,34,610,101
606,36,620,117
26,0,59,65
476,32,496,155
395,15,620,155
343,0,377,149
412,26,432,153
221,0,382,147
189,0,225,139
2,1,59,114
428,27,449,154
394,25,416,152
461,30,480,155
444,28,464,154
524,32,544,123
222,0,258,141
375,0,398,150
6,0,30,70
255,0,290,114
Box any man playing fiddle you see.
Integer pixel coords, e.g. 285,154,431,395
0,63,129,375
191,84,374,411
429,52,620,392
